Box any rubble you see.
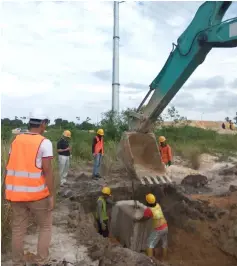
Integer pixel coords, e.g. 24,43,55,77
181,174,208,188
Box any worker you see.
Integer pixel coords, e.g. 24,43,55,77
95,186,115,238
5,109,54,266
57,130,72,186
222,122,226,129
136,193,168,260
92,128,104,179
158,136,172,167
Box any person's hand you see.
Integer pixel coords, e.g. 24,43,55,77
93,153,96,158
48,196,54,210
101,222,106,231
133,217,139,222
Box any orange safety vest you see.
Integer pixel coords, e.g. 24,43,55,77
159,144,172,164
5,134,50,202
150,204,168,230
94,136,104,155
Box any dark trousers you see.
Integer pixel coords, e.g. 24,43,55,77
97,219,109,238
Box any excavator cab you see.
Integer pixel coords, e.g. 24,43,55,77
118,131,172,185
118,1,237,185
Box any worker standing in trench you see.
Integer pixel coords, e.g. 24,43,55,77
136,193,168,261
5,109,54,266
95,187,115,237
57,130,72,186
158,136,172,167
92,129,104,179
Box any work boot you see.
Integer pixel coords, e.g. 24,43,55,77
161,247,168,261
146,248,153,257
92,175,99,180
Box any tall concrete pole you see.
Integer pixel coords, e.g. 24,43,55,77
112,1,120,113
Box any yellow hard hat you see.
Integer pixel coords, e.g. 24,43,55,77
97,128,104,136
159,136,166,143
63,130,71,138
102,186,111,196
146,193,156,204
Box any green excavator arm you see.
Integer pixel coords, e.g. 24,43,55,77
119,1,237,185
129,1,237,133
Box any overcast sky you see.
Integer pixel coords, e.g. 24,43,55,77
1,1,237,123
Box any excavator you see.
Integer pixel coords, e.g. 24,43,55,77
119,1,237,185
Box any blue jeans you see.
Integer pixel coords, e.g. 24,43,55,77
93,153,102,176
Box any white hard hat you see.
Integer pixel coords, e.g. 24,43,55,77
29,108,49,124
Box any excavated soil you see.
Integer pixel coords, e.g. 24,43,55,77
119,132,165,179
2,161,237,266
63,167,237,266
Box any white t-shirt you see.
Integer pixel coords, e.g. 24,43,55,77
9,136,53,169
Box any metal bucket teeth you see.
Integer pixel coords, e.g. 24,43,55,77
139,174,172,185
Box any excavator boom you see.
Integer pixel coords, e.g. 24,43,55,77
119,1,237,185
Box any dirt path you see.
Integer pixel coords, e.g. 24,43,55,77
2,200,98,266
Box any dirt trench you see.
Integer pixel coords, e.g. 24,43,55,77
65,172,237,266
2,164,236,266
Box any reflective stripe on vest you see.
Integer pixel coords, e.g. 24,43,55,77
5,133,50,202
6,170,42,178
150,204,167,229
94,136,104,155
6,184,47,193
96,196,108,221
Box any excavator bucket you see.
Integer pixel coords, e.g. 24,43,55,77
118,132,173,185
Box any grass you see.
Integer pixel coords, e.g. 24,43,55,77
1,125,237,252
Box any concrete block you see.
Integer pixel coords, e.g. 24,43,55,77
110,200,152,252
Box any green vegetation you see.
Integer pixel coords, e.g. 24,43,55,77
1,107,237,251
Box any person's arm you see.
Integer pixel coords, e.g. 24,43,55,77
167,145,172,165
106,197,115,206
136,208,153,221
41,139,54,196
97,200,104,224
92,137,97,154
42,158,54,196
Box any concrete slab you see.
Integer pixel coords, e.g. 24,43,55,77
110,200,152,252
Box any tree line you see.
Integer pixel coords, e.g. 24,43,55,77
1,107,190,141
2,107,235,141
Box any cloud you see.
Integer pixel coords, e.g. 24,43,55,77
231,78,237,89
1,1,237,123
93,70,111,81
123,82,148,91
185,76,226,90
212,90,237,110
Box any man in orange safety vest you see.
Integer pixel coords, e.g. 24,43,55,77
158,136,172,167
5,109,54,266
92,128,104,179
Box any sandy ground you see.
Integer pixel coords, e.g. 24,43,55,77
2,200,98,266
167,154,237,194
2,154,237,266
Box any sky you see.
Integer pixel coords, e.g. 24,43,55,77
1,1,237,123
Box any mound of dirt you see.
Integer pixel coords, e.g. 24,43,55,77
118,132,165,180
190,192,237,259
181,174,208,188
219,164,237,176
